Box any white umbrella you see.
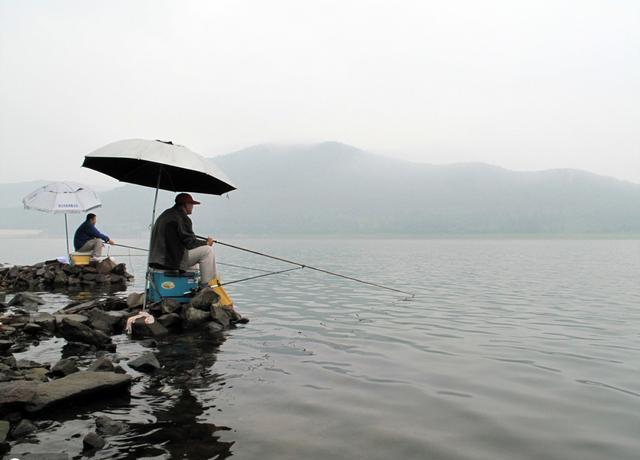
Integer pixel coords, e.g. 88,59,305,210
23,181,102,256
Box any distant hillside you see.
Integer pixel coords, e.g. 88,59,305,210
2,142,640,236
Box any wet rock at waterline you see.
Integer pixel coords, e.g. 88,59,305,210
58,318,115,351
49,358,79,378
128,352,161,373
130,318,169,339
83,431,106,451
95,415,128,435
27,371,132,413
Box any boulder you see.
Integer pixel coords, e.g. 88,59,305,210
58,318,113,349
53,314,89,326
161,299,182,315
183,306,211,328
49,358,79,378
26,371,132,412
190,287,219,311
102,298,129,311
128,352,160,373
83,431,106,450
158,313,182,330
126,292,145,309
210,305,235,329
53,271,68,286
0,341,12,354
88,356,114,372
30,312,56,333
11,418,37,438
95,415,127,435
87,309,125,334
23,323,43,335
130,317,168,339
96,258,117,274
8,292,45,309
204,322,224,334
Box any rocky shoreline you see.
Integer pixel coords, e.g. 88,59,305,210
0,259,247,458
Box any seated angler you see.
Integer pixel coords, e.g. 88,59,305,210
149,193,218,288
73,213,114,257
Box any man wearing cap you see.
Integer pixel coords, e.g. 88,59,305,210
149,193,217,286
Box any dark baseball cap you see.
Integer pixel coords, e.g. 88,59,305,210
175,193,201,205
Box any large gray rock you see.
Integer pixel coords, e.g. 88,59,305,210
58,318,113,349
128,352,160,373
26,371,132,412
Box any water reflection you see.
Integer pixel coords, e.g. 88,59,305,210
124,333,234,459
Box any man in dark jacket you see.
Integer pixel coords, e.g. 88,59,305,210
73,213,114,257
149,193,217,287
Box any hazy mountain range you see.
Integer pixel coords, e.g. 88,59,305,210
2,142,640,237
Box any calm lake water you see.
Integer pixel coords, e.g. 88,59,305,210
1,238,640,460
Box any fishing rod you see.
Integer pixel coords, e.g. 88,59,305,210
196,236,415,297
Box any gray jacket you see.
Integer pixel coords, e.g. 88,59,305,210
149,205,206,270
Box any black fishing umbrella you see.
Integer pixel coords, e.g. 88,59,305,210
82,138,235,195
82,138,236,306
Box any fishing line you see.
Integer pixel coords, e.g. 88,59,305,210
196,236,415,298
211,266,303,288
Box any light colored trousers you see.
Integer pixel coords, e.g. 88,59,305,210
77,238,104,257
181,245,218,286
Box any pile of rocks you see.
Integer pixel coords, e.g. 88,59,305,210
0,258,134,292
0,260,248,455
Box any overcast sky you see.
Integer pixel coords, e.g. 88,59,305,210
1,0,638,186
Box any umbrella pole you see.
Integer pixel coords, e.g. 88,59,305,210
143,170,162,311
64,213,70,258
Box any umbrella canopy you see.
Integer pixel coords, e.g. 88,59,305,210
23,181,102,214
82,139,236,195
22,181,102,258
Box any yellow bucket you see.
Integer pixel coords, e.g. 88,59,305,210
70,253,91,266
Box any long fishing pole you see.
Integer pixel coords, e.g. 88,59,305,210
196,236,415,297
